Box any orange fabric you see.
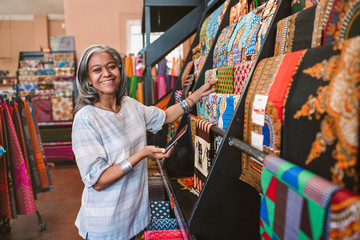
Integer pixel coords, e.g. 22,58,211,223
23,100,49,190
155,92,171,110
124,56,134,78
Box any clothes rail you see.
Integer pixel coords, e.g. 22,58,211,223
228,137,268,163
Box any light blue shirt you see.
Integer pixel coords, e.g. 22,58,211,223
72,97,166,240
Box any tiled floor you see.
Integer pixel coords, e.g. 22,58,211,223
2,163,84,240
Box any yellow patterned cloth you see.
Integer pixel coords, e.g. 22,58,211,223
51,97,73,121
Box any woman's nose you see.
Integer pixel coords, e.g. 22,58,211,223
103,68,112,77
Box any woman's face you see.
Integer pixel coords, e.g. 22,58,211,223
87,51,121,97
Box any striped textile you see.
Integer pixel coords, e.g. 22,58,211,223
72,96,166,240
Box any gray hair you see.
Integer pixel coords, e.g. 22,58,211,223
73,44,127,114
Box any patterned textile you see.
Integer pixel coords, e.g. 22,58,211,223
188,114,198,151
244,6,264,61
216,66,234,94
199,15,210,44
206,93,222,125
233,60,254,95
205,68,217,84
194,56,205,80
283,37,360,194
35,89,54,100
150,201,170,220
148,218,178,231
291,0,318,13
274,5,316,56
194,119,214,194
260,155,340,240
174,90,182,104
1,101,36,215
54,82,73,97
144,230,183,240
17,83,38,92
180,61,193,87
51,97,73,121
149,176,165,201
218,94,240,131
192,43,201,61
156,76,167,100
196,96,209,121
177,177,194,192
229,0,248,25
23,100,50,191
158,58,167,76
328,189,360,239
213,23,237,68
207,3,224,40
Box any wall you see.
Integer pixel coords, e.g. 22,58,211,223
64,0,142,61
0,16,65,75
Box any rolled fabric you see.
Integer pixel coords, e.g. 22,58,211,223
124,56,134,77
156,76,167,100
151,66,157,76
157,58,167,76
134,56,143,77
152,76,157,102
135,77,144,104
129,76,138,99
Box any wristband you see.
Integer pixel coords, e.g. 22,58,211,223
179,100,191,113
119,160,134,175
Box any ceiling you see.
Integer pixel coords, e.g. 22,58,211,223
0,0,64,15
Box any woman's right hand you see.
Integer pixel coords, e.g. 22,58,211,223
144,145,174,159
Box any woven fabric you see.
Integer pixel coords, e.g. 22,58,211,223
283,37,360,194
329,189,360,239
23,100,50,191
218,94,240,131
150,201,170,220
148,176,165,201
32,99,52,121
213,23,237,68
291,0,318,13
1,101,36,215
51,97,73,120
260,155,340,240
148,218,178,231
274,5,316,56
233,60,254,95
144,230,182,240
216,66,234,94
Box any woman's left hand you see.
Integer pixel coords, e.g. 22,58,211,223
193,78,217,100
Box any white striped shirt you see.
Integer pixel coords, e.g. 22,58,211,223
72,96,166,240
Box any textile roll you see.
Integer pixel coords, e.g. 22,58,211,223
328,189,360,239
213,22,237,69
194,118,214,195
291,0,318,13
177,176,194,192
150,201,170,220
51,97,73,121
124,56,134,78
233,60,254,95
1,101,36,215
156,75,167,100
157,58,167,76
260,155,340,240
136,79,144,104
216,66,234,94
218,94,240,131
283,37,360,194
149,176,165,201
0,107,12,218
129,76,138,99
135,56,143,77
152,76,157,102
23,100,50,191
274,5,316,56
144,230,183,240
151,66,157,77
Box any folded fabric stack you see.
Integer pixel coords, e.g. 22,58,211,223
144,229,183,240
147,201,178,231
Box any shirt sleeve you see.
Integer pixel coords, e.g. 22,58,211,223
72,112,110,188
140,104,166,134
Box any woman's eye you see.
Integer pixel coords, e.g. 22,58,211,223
108,65,116,69
93,68,101,72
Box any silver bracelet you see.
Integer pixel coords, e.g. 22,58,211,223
119,160,134,175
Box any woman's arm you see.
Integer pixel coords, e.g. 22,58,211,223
92,145,174,191
164,78,217,124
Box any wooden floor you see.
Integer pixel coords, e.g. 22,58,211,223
2,163,84,240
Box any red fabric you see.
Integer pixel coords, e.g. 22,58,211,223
144,230,183,240
265,176,277,202
33,99,52,121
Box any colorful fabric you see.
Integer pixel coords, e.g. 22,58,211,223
328,189,360,239
194,56,205,80
229,0,248,25
199,15,210,44
144,230,183,240
181,61,193,87
274,5,316,56
206,93,222,125
182,74,194,100
188,114,198,151
177,177,194,192
174,90,182,104
260,155,340,240
233,60,254,95
244,6,263,61
1,101,36,215
51,97,73,121
124,56,134,77
207,2,224,40
196,96,209,121
218,94,240,131
213,23,237,68
23,100,50,191
17,83,38,92
216,66,234,94
291,0,318,13
148,218,178,231
205,68,217,84
192,43,201,61
283,37,360,194
150,201,170,220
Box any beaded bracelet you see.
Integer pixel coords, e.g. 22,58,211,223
119,160,134,175
179,100,191,113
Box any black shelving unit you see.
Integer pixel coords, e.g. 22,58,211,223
151,0,295,239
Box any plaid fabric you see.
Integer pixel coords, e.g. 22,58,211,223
260,155,340,240
216,66,234,94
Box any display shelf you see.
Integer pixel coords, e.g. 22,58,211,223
38,120,73,126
